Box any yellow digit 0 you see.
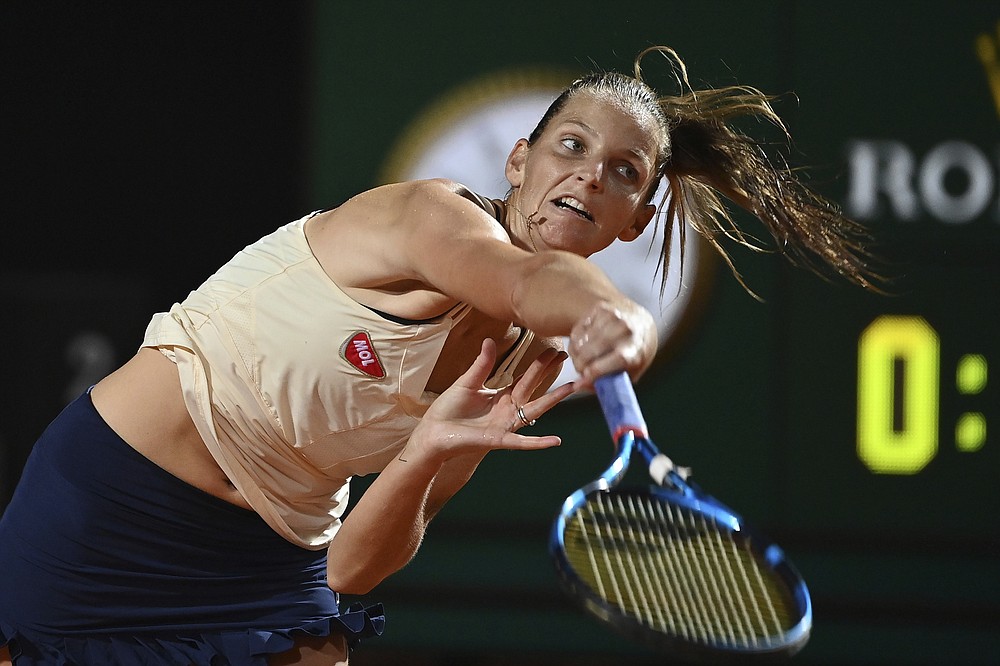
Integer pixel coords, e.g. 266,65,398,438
857,316,940,474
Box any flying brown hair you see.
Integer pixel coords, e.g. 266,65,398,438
527,46,883,298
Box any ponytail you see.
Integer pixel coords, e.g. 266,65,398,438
640,47,881,296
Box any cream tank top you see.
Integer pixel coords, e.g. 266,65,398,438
142,207,533,549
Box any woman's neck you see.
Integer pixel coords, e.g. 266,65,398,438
500,194,539,253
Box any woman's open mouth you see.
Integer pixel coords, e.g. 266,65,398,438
552,196,593,221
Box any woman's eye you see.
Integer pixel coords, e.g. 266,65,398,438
617,164,639,180
561,138,583,152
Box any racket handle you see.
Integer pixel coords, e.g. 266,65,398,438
594,372,649,440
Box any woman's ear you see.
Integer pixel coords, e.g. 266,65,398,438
504,139,530,188
618,204,656,242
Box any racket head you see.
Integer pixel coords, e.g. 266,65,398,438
550,437,811,662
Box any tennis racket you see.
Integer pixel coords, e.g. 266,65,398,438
550,372,812,662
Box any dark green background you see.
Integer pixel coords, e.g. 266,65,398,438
2,2,997,664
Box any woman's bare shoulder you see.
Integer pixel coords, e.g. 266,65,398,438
313,179,503,239
308,179,507,274
304,178,513,318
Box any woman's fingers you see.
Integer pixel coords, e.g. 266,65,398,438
510,347,566,406
413,338,577,462
569,302,657,385
513,380,574,429
457,338,500,390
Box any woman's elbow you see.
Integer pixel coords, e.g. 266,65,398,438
326,568,383,596
327,552,415,595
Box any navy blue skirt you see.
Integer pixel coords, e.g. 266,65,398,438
0,391,383,665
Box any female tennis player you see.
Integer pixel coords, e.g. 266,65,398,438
0,46,877,665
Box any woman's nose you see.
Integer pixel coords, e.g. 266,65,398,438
577,160,605,190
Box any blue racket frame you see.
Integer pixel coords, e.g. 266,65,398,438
550,372,813,661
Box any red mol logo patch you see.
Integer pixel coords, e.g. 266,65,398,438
341,331,386,379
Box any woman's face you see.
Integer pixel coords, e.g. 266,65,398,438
504,90,663,257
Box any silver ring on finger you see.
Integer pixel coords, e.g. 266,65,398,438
516,405,536,427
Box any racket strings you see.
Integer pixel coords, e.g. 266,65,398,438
563,491,794,648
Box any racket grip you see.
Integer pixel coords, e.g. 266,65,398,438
594,372,649,440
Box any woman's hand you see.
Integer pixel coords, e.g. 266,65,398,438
402,339,574,466
568,300,658,387
327,339,573,594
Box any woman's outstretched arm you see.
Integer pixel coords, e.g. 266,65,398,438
325,339,574,595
